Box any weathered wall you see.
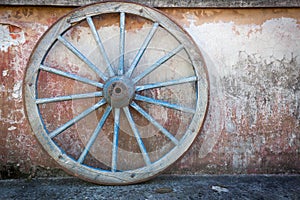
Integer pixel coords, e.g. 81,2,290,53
0,6,299,177
1,0,299,7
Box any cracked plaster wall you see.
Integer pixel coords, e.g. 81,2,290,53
0,7,299,177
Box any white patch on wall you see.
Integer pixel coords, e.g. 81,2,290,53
0,24,25,52
2,69,8,76
12,81,22,99
8,126,17,131
184,17,300,164
185,17,300,74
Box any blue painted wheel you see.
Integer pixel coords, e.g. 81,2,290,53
24,2,209,185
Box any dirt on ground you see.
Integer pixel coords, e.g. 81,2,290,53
0,175,299,199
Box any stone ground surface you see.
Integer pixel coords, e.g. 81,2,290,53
0,175,299,200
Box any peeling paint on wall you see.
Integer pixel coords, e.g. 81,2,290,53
0,24,25,52
12,81,22,99
174,15,300,173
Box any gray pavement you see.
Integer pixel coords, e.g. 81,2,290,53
0,175,299,199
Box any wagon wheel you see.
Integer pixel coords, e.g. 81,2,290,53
24,2,208,185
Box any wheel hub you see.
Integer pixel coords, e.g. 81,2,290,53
103,76,135,108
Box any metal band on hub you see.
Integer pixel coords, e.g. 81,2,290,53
103,76,135,108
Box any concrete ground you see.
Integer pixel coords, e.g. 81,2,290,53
0,175,299,199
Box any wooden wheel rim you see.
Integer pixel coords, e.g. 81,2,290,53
24,2,209,185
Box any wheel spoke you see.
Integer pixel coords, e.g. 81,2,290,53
78,106,112,164
126,22,159,77
86,16,115,77
136,76,197,91
36,91,102,104
133,44,184,83
130,102,179,145
112,108,120,172
123,106,151,166
118,12,125,75
40,65,103,88
48,99,106,138
135,94,195,114
57,35,108,81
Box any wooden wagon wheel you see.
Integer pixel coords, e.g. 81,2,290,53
24,2,208,185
